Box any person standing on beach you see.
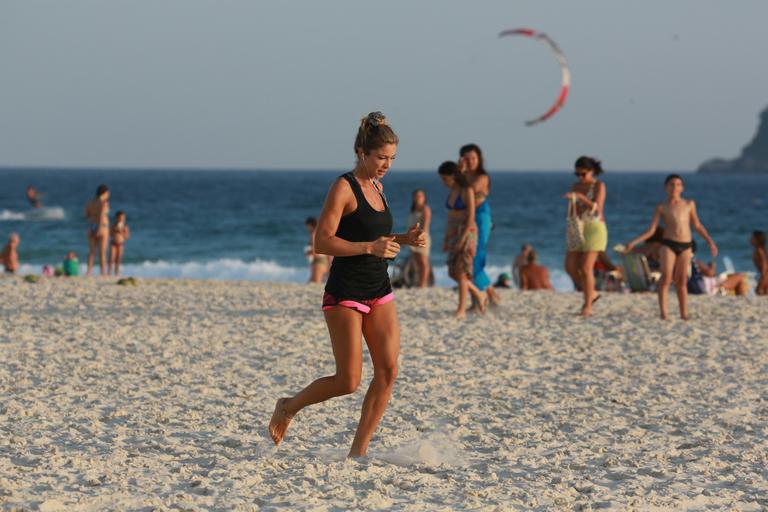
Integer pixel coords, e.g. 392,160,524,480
512,244,533,289
625,174,718,320
459,144,501,308
407,189,432,288
269,112,425,458
108,211,130,276
2,233,20,273
439,161,486,318
750,230,768,295
564,156,608,317
85,185,110,276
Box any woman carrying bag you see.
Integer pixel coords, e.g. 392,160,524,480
564,156,608,317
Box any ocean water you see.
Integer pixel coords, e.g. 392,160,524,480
1,168,766,291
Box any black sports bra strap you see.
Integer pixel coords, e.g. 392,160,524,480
342,172,367,208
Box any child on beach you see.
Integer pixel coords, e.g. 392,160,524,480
625,174,718,320
1,233,20,274
109,211,130,276
304,216,331,283
751,230,768,295
63,251,79,277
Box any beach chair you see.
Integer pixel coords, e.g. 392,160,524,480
620,252,655,292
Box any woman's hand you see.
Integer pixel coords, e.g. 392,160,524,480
369,236,400,258
563,192,585,202
405,223,426,247
709,242,719,258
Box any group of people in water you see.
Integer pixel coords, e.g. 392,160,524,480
274,111,768,459
3,184,130,277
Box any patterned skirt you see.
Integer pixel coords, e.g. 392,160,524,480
445,216,477,280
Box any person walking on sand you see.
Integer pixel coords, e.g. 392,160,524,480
109,211,130,276
564,156,608,317
751,230,768,295
407,189,432,288
458,144,501,308
625,174,718,320
85,185,110,276
268,112,425,458
439,161,486,318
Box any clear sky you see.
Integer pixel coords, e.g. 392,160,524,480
1,0,767,171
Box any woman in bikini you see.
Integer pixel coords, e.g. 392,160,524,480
439,161,486,318
564,156,608,317
458,144,500,308
84,184,110,276
109,210,130,276
269,112,425,458
626,174,718,320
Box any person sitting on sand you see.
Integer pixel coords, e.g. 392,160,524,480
85,184,110,276
268,112,426,458
305,216,331,283
689,251,748,296
626,174,718,320
2,233,20,274
633,227,664,270
512,244,532,289
519,250,554,291
594,251,623,292
109,211,130,276
26,186,42,209
751,230,768,295
439,160,486,318
63,251,79,277
494,272,512,288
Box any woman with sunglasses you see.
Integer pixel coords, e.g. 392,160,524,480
564,156,608,317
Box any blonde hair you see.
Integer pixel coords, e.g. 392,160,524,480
354,111,398,157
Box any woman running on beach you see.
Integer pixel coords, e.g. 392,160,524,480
269,112,425,457
84,184,110,276
564,156,608,317
625,174,717,320
458,144,500,309
439,161,486,318
407,189,432,288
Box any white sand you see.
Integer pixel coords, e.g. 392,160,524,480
0,277,766,511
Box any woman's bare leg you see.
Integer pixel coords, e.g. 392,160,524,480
486,285,501,306
565,251,581,291
115,245,124,276
673,249,693,320
580,251,599,316
98,235,108,276
657,247,676,320
414,253,429,288
87,235,97,276
349,300,399,457
455,274,470,318
268,307,363,445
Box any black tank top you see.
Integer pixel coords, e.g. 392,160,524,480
325,172,393,301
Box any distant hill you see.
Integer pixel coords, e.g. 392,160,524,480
699,106,768,173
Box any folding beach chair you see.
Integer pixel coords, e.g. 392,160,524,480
620,252,655,292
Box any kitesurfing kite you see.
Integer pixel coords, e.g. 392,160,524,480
499,28,570,126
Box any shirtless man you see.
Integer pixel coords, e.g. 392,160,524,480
751,230,768,295
84,185,110,276
519,250,554,291
1,233,20,273
626,174,717,320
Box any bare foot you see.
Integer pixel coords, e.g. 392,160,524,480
268,397,294,445
660,312,669,320
580,305,592,317
453,309,466,319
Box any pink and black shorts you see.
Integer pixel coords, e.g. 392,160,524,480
322,292,394,314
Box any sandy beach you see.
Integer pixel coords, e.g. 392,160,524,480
1,277,766,510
